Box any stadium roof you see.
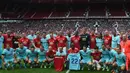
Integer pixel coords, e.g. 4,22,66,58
2,0,130,4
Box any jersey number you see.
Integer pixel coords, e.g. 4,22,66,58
71,58,78,64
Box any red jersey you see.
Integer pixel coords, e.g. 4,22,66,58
48,38,57,51
120,40,130,54
91,51,101,61
103,35,112,47
19,37,30,48
71,36,80,50
46,50,56,58
68,48,79,54
56,36,67,47
54,57,64,71
90,35,96,49
126,53,130,71
3,34,14,48
33,38,41,48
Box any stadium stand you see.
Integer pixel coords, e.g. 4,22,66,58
0,2,130,19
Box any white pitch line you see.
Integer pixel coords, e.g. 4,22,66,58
66,70,70,73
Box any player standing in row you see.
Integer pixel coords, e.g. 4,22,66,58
80,28,90,50
19,33,30,48
41,32,49,51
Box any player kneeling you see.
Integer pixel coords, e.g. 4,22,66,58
46,46,56,68
112,45,126,73
15,43,28,68
80,46,93,70
2,44,16,70
107,46,117,71
91,46,101,71
37,46,47,68
27,46,38,68
54,47,66,71
99,45,110,71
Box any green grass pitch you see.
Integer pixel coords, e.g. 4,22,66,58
0,68,111,73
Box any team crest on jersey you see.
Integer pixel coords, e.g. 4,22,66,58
8,50,13,56
38,42,41,44
105,39,108,43
23,41,27,44
117,56,121,59
113,37,116,41
74,40,78,43
59,40,63,43
7,38,11,41
50,42,54,45
82,38,86,41
91,38,95,41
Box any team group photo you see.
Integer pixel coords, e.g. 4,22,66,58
1,0,130,73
